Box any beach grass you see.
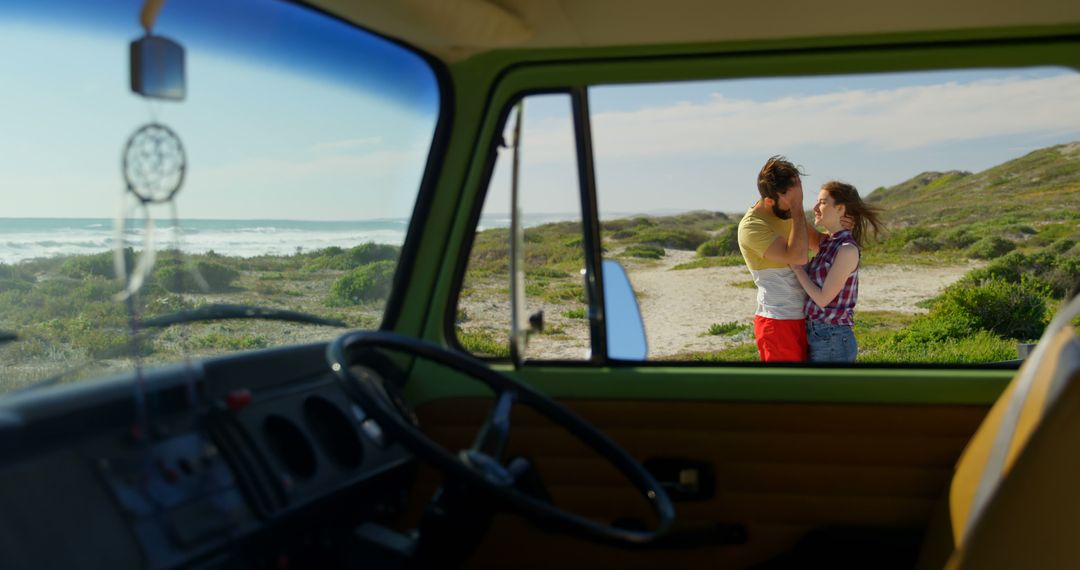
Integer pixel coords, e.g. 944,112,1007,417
6,142,1080,393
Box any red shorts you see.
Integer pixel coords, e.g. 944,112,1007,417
753,316,808,362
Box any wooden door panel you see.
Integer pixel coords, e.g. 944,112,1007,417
412,398,989,568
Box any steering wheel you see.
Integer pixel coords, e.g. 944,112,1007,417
326,331,675,545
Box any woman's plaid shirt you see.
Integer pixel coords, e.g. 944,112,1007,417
804,229,859,326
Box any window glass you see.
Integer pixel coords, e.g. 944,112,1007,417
0,0,439,394
589,68,1080,364
456,94,590,360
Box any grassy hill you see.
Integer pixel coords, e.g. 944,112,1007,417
861,142,1080,262
866,142,1080,229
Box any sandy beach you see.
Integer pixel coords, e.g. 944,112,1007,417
627,250,979,357
472,249,981,360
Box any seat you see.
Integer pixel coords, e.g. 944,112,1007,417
918,294,1080,569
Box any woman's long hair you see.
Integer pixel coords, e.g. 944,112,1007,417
822,181,884,247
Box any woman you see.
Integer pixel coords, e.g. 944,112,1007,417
791,181,883,362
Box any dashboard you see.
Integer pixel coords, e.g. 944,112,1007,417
0,343,416,569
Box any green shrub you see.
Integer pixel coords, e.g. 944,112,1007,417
0,263,35,293
327,260,396,305
542,282,586,304
879,226,935,251
192,332,269,351
156,261,240,293
903,237,942,253
633,228,710,250
303,242,399,271
696,240,722,257
962,251,1036,286
527,267,570,279
966,236,1016,260
1049,238,1077,255
939,228,979,249
1046,258,1080,300
696,226,739,257
963,251,1080,299
885,311,976,346
562,307,587,319
59,249,135,279
865,330,1016,364
623,244,665,259
707,321,750,336
86,329,140,359
671,256,745,270
457,328,509,357
935,277,1049,340
525,282,546,297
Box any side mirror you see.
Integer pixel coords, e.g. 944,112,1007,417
602,259,647,360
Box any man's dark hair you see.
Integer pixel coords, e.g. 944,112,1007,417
757,156,805,219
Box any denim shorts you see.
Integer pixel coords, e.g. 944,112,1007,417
806,320,857,363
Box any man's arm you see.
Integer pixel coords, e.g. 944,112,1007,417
808,226,826,253
763,215,808,265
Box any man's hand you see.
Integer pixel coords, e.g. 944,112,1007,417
841,214,855,231
786,179,804,211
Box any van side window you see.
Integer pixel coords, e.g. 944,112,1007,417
455,94,591,360
586,68,1080,364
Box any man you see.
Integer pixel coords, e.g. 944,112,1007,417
737,156,824,362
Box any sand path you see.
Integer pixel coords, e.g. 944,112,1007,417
627,250,979,357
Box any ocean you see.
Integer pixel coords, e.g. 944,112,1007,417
0,214,582,264
0,218,409,264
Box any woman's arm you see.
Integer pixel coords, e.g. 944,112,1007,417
791,244,859,309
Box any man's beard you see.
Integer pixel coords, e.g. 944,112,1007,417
772,202,791,220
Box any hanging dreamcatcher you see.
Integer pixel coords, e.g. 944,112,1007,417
114,0,194,441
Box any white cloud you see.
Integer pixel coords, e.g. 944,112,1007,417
184,144,430,218
197,145,426,183
520,74,1080,162
312,137,383,153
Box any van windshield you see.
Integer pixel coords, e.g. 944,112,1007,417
0,0,440,394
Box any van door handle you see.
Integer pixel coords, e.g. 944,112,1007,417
643,458,715,501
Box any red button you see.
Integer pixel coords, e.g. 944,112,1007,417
224,389,253,411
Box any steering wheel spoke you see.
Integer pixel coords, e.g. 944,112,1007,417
470,388,515,461
326,331,674,546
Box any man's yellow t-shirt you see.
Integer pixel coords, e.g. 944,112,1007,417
737,206,806,320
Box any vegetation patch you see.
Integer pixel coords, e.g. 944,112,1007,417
562,308,587,319
675,343,760,362
961,250,1080,299
622,244,665,259
696,226,739,257
671,256,745,270
632,227,710,251
301,243,399,272
327,260,397,306
192,332,269,351
456,328,509,358
707,321,751,336
156,260,240,293
965,236,1016,260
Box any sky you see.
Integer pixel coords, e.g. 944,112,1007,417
485,69,1080,219
2,1,1080,222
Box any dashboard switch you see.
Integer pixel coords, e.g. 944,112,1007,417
360,419,385,447
224,389,253,411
